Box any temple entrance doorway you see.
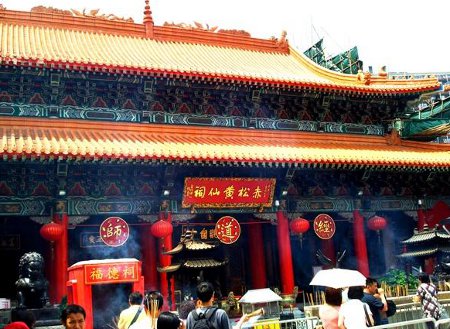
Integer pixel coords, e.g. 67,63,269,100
167,213,277,304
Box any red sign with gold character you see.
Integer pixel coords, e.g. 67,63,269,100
215,216,241,244
313,214,336,239
182,177,275,208
99,217,129,247
84,261,139,285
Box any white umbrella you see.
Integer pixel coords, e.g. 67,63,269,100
309,268,366,289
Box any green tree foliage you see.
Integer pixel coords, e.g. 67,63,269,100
379,269,418,288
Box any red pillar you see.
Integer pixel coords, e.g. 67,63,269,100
45,240,56,303
248,223,267,288
142,226,159,291
424,257,435,274
53,211,69,304
158,212,174,311
353,210,369,277
62,213,69,301
276,211,294,294
417,208,425,231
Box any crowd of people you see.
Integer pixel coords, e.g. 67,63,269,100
4,274,449,329
317,273,448,329
317,277,388,329
55,281,248,329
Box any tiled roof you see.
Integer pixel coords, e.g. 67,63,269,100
0,8,441,95
402,230,437,244
157,259,226,272
2,118,450,168
402,228,450,244
397,248,438,258
184,259,227,268
185,240,217,251
436,230,450,239
157,264,181,273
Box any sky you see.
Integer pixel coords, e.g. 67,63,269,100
1,0,449,74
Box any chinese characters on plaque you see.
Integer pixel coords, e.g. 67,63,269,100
99,217,129,247
313,214,336,239
215,216,241,244
182,177,275,208
84,262,139,285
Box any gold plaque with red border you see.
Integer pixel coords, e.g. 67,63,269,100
182,177,275,208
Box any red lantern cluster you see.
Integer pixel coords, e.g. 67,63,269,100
290,217,310,234
150,219,173,238
368,216,387,231
40,222,64,242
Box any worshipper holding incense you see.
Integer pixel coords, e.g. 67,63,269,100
129,291,164,329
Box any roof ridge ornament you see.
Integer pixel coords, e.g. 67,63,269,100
30,5,135,22
356,69,372,85
385,128,402,146
144,0,154,38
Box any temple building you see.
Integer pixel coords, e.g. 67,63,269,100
0,2,450,327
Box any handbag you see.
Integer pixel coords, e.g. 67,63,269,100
386,299,397,317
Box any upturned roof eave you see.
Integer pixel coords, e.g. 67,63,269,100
1,117,450,169
0,56,440,96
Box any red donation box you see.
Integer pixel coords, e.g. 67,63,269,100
67,258,144,329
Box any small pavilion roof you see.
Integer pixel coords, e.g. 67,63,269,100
0,7,441,95
2,117,450,169
397,248,438,258
402,227,450,244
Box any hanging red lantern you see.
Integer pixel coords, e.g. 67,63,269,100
368,216,387,231
290,217,310,234
40,222,64,242
150,219,173,238
290,217,310,249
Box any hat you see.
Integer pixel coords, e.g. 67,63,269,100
4,322,29,329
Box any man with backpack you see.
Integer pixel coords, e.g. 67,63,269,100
186,282,232,329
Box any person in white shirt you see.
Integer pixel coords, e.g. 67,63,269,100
118,292,146,329
338,286,373,329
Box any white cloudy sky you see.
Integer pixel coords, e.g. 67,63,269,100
2,0,449,74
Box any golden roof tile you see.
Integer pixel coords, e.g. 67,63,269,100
0,7,441,94
1,117,450,168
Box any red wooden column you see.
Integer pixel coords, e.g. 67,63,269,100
276,210,294,294
158,212,175,311
141,225,159,291
53,208,69,304
248,223,267,288
417,208,426,231
424,257,435,274
352,210,369,277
